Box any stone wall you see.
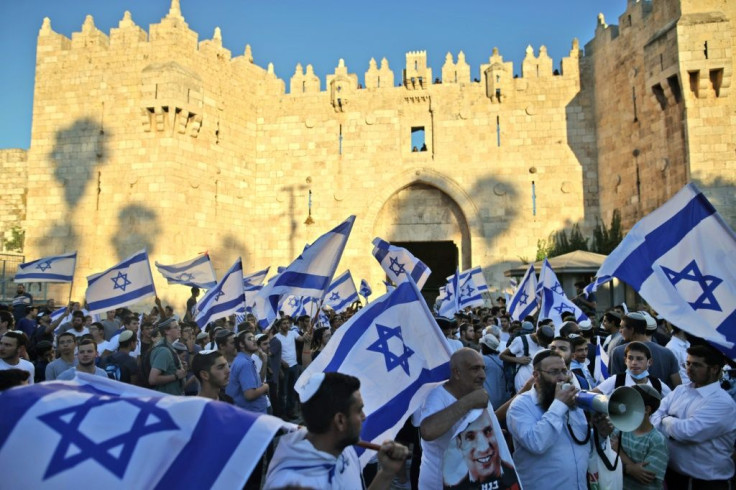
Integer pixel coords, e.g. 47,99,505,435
0,149,28,251
8,0,735,308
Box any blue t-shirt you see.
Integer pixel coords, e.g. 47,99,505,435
226,352,268,413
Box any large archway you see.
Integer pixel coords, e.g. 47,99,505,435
373,183,471,304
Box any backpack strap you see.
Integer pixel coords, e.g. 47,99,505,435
521,335,530,357
649,376,663,394
614,373,625,389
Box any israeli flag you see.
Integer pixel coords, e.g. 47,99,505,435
359,279,372,299
507,264,539,321
195,257,245,329
15,251,77,283
317,309,331,328
372,238,431,290
243,267,270,287
254,216,355,327
455,270,485,309
468,266,489,293
588,183,736,359
295,279,452,466
241,284,263,313
85,250,156,316
154,254,217,289
0,373,295,489
594,342,610,383
278,296,319,319
438,269,460,317
537,258,588,331
324,270,359,313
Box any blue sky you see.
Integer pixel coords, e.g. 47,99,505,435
0,0,627,149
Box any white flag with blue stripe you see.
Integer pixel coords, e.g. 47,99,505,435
537,258,588,330
588,183,736,359
254,216,355,327
448,268,485,309
372,238,431,290
468,266,489,293
438,269,460,317
594,342,610,383
243,267,270,287
507,264,539,321
278,295,319,319
295,279,452,466
154,254,217,289
85,250,156,316
15,252,77,283
324,270,359,313
0,373,295,489
195,257,245,328
359,279,372,298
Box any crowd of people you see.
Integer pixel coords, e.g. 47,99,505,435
1,282,735,489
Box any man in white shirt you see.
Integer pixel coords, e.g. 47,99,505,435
651,344,736,490
500,323,554,392
665,326,690,385
0,331,35,383
275,317,310,419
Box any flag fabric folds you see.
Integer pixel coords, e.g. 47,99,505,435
536,258,588,330
243,267,270,287
588,183,736,359
195,258,245,329
295,279,452,466
507,264,539,321
15,252,77,283
85,250,156,316
438,270,460,317
468,266,489,293
254,216,355,327
371,238,431,290
154,254,217,289
0,373,295,489
324,270,359,313
359,279,372,298
453,269,485,309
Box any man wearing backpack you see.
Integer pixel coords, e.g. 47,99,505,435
147,318,186,395
102,330,140,385
500,322,554,392
593,341,671,397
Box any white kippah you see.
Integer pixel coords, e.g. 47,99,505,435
297,373,326,403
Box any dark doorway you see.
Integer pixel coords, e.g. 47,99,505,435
393,241,458,308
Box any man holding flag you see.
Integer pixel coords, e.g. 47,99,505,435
265,372,410,489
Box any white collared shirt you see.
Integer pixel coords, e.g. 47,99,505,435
651,381,736,480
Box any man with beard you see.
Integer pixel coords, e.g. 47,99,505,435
265,372,409,489
0,331,35,382
11,284,33,324
57,338,108,379
507,350,610,490
447,409,519,489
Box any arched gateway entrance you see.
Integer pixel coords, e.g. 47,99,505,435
374,183,471,306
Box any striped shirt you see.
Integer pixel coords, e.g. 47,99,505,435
620,427,668,490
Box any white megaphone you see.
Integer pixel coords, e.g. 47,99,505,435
562,384,646,432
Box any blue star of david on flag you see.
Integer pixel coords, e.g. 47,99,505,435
461,283,475,298
213,290,226,302
111,271,132,292
329,292,340,301
553,303,575,315
177,272,194,283
661,260,723,311
551,281,564,295
366,324,415,376
288,297,299,308
39,396,179,479
518,291,529,305
388,256,407,276
36,260,53,272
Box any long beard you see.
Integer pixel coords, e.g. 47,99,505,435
538,381,557,411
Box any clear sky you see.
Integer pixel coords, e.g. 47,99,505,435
0,0,627,150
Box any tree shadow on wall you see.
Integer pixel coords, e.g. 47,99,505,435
112,205,159,260
49,117,109,209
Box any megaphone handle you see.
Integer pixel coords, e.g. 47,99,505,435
593,426,621,472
